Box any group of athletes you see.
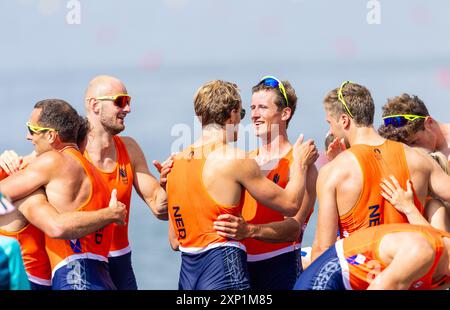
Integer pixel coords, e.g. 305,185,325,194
0,75,449,290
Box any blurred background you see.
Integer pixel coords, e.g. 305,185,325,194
0,0,448,289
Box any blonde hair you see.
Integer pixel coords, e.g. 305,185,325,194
194,80,242,127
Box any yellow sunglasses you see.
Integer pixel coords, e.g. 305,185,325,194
337,80,354,118
89,93,131,108
26,122,57,135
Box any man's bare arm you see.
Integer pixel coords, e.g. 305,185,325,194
17,189,126,239
0,151,58,201
237,136,318,217
311,163,339,261
214,165,318,242
123,137,168,220
368,233,434,289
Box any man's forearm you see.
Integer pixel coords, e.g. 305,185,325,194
248,218,300,243
283,162,308,216
52,208,116,240
147,187,168,221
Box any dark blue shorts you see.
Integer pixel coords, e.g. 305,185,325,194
30,282,51,290
179,246,251,290
108,252,138,290
293,245,345,290
248,249,301,290
52,259,116,290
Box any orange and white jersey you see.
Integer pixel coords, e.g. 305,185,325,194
45,148,113,278
0,224,51,286
336,223,450,290
167,143,245,254
242,149,308,261
85,136,134,258
0,161,51,286
339,140,423,238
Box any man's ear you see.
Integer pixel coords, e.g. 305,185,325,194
281,107,292,122
46,130,58,144
341,113,351,129
424,116,435,131
89,98,101,114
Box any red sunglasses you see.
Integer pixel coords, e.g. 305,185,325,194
91,94,131,108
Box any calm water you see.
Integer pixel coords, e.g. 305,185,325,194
0,62,448,289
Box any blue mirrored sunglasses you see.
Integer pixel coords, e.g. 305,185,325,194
258,76,289,107
383,114,426,128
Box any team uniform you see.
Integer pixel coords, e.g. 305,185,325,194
85,136,137,290
294,223,450,290
339,140,424,238
242,149,311,290
167,143,251,290
0,167,52,290
46,148,115,290
0,236,30,290
0,225,51,290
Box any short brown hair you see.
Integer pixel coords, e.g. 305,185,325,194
194,80,242,127
252,80,298,127
323,82,374,126
34,99,84,144
378,94,429,143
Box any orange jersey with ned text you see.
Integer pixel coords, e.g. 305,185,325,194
339,140,423,238
167,143,245,254
338,223,450,290
85,136,134,257
45,148,113,275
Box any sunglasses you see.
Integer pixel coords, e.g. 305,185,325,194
92,93,131,108
258,76,289,107
382,114,426,128
26,122,56,135
338,81,354,118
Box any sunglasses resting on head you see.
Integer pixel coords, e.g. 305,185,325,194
382,114,426,128
257,76,289,108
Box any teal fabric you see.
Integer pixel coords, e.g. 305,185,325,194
0,236,30,290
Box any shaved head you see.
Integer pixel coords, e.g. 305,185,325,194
85,75,130,135
85,75,127,109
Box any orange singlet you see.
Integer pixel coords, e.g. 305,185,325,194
85,136,134,257
45,147,114,290
0,162,51,288
167,143,246,253
339,140,423,238
242,149,310,261
0,224,51,287
337,223,450,290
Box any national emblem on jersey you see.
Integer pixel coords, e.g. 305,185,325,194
346,254,366,265
69,239,82,253
119,166,128,184
273,173,280,184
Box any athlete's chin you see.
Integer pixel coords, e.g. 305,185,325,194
106,125,125,136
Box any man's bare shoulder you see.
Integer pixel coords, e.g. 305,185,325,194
403,144,433,171
207,145,258,177
119,136,141,153
28,150,64,170
320,150,356,178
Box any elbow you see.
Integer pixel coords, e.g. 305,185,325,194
283,203,300,217
45,223,67,239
